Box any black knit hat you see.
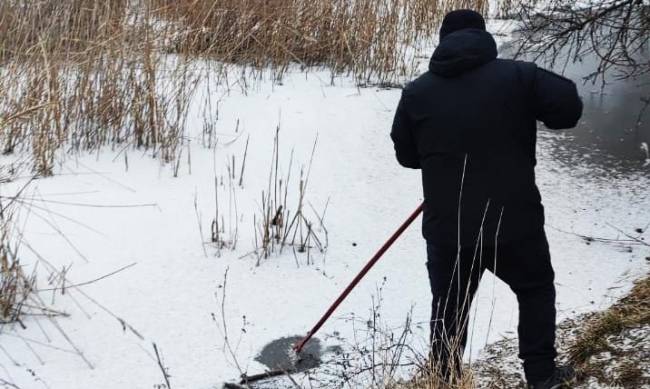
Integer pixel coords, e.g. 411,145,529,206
439,9,486,41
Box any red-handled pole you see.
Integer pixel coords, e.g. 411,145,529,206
293,202,424,354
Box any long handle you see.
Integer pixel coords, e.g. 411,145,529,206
293,202,424,353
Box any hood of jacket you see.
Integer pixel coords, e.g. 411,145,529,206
429,29,497,78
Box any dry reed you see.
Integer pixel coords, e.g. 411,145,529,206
0,0,488,176
0,181,36,324
150,0,485,83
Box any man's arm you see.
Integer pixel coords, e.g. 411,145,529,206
533,67,583,129
391,90,421,169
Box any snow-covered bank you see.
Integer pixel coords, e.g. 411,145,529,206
473,274,650,388
1,67,649,389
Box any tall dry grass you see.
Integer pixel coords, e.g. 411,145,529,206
0,0,198,176
0,233,35,324
0,181,36,324
150,0,487,84
0,0,488,176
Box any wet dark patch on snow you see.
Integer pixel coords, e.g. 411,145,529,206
255,336,341,373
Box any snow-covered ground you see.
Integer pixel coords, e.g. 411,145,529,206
1,52,649,389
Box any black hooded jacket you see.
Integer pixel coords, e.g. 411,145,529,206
391,29,583,247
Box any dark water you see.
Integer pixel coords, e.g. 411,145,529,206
501,42,650,175
255,336,342,373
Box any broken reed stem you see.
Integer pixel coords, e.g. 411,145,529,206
238,134,249,187
194,191,209,258
153,342,173,389
215,267,247,378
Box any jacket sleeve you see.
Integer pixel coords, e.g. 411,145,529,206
533,67,583,129
390,90,421,169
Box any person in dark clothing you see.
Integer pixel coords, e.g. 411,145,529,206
390,9,583,389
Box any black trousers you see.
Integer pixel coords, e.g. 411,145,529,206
426,230,557,382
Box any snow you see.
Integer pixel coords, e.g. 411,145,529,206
1,62,649,389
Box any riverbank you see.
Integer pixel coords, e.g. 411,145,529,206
473,273,650,388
